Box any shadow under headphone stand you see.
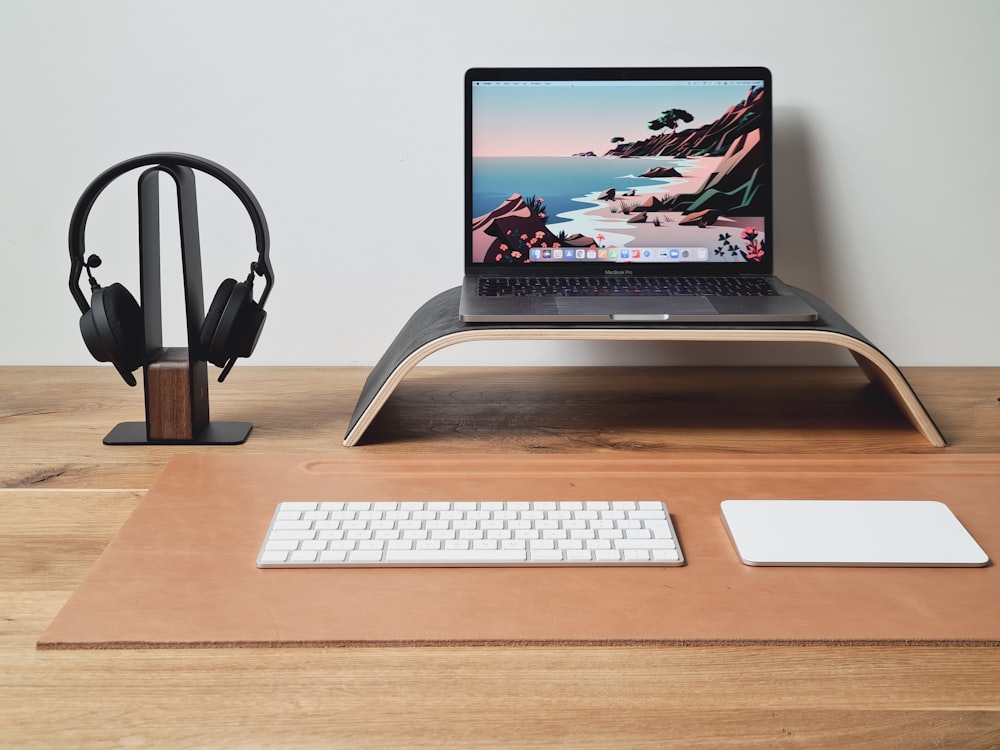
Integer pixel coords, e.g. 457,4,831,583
102,166,251,446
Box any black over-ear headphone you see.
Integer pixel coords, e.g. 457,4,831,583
68,153,274,386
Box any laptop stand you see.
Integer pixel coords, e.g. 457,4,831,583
344,287,944,447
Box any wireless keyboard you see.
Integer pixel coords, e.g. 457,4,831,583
257,500,684,567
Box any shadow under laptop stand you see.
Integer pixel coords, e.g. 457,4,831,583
344,287,945,448
103,165,251,446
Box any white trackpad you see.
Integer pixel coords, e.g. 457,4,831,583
720,500,989,567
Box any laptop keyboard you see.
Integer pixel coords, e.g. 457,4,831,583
477,276,778,297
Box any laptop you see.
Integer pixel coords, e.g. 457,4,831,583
459,66,819,323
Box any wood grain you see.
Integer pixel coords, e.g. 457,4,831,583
1,366,999,748
3,366,999,490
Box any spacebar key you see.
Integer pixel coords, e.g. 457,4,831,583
384,549,528,565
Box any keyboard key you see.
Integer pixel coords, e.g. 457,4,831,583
273,520,313,530
265,539,300,551
281,502,318,512
260,550,290,564
653,549,682,562
349,550,385,563
385,549,529,564
270,529,317,541
531,549,565,562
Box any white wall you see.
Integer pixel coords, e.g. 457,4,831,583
2,0,998,372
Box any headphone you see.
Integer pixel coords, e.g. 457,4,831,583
68,153,274,386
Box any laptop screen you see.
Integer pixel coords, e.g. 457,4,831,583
466,67,773,276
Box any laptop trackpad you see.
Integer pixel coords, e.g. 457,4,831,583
556,296,716,320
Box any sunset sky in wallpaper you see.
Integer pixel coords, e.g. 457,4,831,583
472,79,763,158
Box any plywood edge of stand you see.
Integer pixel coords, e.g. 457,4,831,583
344,327,945,448
848,350,945,447
345,330,482,446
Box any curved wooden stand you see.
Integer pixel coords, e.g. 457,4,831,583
345,287,944,447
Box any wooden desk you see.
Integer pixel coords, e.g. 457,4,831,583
3,366,1000,748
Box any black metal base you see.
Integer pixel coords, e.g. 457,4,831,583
103,421,253,446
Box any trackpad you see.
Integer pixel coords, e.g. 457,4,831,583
556,296,716,319
720,500,989,567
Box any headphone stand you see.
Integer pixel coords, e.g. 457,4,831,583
102,165,251,445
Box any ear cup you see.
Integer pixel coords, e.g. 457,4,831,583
80,283,145,385
199,278,267,367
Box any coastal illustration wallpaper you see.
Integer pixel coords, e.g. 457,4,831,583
471,78,768,266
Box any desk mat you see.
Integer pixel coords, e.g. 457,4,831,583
39,454,1000,649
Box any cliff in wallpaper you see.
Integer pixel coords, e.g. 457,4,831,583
663,126,764,223
607,85,764,159
472,194,597,264
605,85,767,219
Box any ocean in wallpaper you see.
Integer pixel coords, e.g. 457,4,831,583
472,156,692,225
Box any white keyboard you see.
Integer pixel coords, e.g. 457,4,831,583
257,500,684,567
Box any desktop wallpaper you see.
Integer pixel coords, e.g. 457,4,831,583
471,79,768,265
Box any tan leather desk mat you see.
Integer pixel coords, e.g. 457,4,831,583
39,453,999,649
